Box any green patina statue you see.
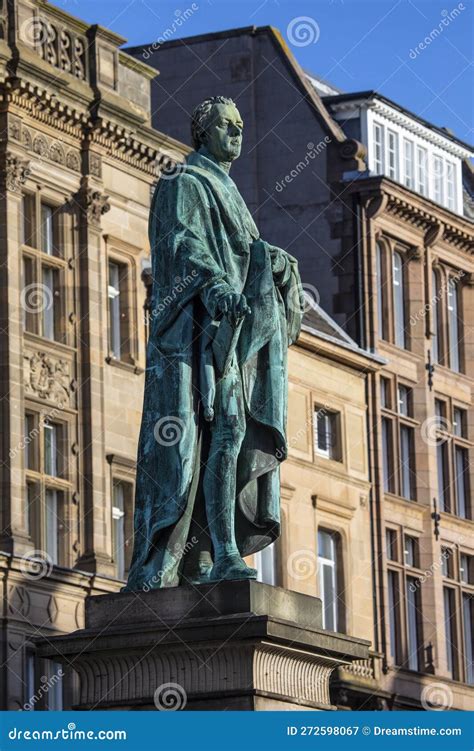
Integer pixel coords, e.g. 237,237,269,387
125,96,303,590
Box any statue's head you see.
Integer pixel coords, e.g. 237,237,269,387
191,96,243,163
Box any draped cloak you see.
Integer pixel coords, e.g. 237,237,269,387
125,151,303,590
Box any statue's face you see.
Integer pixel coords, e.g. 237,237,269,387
203,103,243,162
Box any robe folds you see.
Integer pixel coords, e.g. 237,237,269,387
125,150,303,590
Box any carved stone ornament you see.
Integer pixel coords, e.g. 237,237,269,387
24,351,71,407
85,188,111,225
5,154,31,192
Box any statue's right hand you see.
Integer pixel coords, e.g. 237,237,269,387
216,292,251,322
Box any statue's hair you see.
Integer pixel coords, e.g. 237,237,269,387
191,96,237,150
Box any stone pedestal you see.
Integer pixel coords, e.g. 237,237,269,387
37,581,370,711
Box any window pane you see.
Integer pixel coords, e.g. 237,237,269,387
376,243,386,340
441,548,454,578
403,139,414,188
398,385,410,416
387,130,398,180
41,266,60,341
22,256,37,333
25,653,36,711
393,252,406,348
407,577,421,670
46,661,63,711
433,155,444,203
437,442,450,512
22,195,36,248
447,278,460,372
388,570,401,664
24,414,37,470
112,482,126,579
373,122,383,174
382,417,394,493
386,529,397,561
45,489,58,564
460,554,473,585
453,407,466,438
318,530,339,632
455,446,469,519
44,423,59,477
400,425,414,500
463,595,473,685
416,146,428,196
256,542,277,586
41,205,54,255
446,162,456,210
108,262,122,359
444,587,457,678
404,536,418,567
431,270,440,363
314,410,340,460
380,377,390,409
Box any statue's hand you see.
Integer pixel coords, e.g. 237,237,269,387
216,291,251,323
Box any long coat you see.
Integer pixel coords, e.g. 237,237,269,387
125,151,303,590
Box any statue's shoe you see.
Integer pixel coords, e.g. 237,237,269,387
185,566,213,586
209,555,257,582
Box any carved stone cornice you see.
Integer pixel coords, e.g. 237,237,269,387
424,220,444,248
362,183,474,254
3,153,31,192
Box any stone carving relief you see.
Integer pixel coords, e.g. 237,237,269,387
4,153,31,192
9,119,82,173
24,351,72,408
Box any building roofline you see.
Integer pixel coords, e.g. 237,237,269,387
323,90,474,153
125,25,347,144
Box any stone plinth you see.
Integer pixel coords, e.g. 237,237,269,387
37,581,370,711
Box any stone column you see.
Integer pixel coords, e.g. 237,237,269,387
37,581,371,711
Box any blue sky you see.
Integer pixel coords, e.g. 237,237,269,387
62,0,473,146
